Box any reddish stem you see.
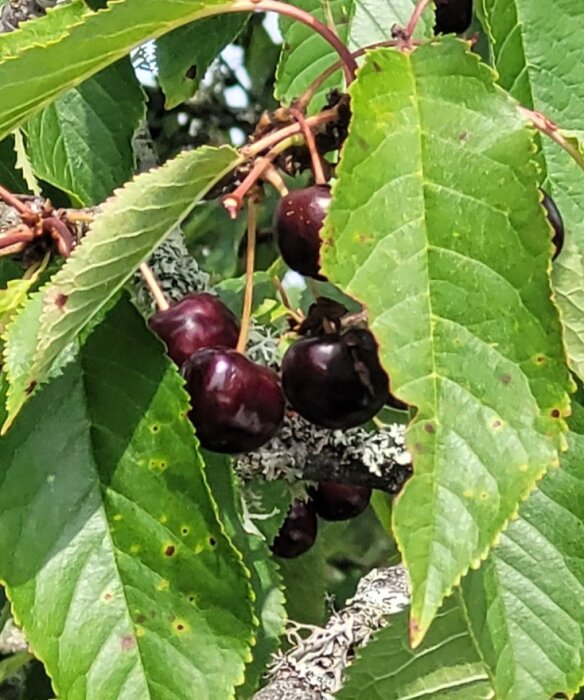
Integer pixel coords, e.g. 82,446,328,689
0,184,32,216
228,0,357,83
43,217,74,257
404,0,433,41
290,108,327,185
245,106,339,158
518,106,584,172
0,227,34,253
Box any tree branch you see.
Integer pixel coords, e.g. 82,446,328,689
236,413,412,493
0,0,62,33
253,565,409,699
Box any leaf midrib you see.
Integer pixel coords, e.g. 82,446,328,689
403,50,441,627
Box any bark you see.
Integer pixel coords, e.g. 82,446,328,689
237,413,412,493
254,565,409,699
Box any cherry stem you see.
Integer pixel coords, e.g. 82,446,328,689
272,275,304,324
262,165,289,197
290,108,327,185
237,199,258,353
0,184,33,216
65,211,94,224
223,136,298,218
518,106,584,172
228,0,357,83
404,0,433,41
0,228,33,254
139,262,170,312
245,106,339,158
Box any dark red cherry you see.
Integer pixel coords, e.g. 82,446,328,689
434,0,473,35
274,185,331,279
182,348,285,453
281,328,389,429
541,190,565,260
149,292,239,366
271,500,317,559
311,481,371,521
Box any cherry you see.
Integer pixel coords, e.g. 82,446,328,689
271,500,317,559
274,185,331,279
310,481,371,521
541,190,565,260
149,292,239,366
434,0,473,35
387,391,408,412
182,348,285,453
281,328,389,429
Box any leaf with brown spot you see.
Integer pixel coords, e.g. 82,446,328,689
0,298,255,699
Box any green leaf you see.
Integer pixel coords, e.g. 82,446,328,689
0,0,243,142
0,136,27,192
183,200,247,280
157,16,246,109
278,537,327,626
204,454,287,698
480,0,584,382
321,41,572,643
0,299,255,700
25,59,145,206
0,258,22,287
0,259,47,336
0,0,87,61
2,145,241,430
338,595,493,700
13,128,41,196
462,401,584,700
276,0,433,110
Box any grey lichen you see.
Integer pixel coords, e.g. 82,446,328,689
236,413,412,493
253,565,410,700
0,0,64,33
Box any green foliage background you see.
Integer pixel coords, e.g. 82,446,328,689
0,0,583,698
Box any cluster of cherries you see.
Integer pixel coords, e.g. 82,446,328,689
148,178,564,558
272,481,372,559
149,184,395,455
147,184,397,557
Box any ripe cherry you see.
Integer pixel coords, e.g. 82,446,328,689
541,190,565,260
271,500,317,559
182,348,285,454
281,328,389,429
149,292,239,366
387,391,408,412
311,481,371,521
434,0,473,35
274,185,331,279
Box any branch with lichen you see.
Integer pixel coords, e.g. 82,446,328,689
236,413,412,493
0,0,63,33
253,565,409,700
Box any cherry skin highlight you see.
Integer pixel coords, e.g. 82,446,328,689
281,328,389,429
274,185,331,279
149,292,239,366
182,348,285,454
541,190,565,260
434,0,473,35
271,500,318,559
311,481,371,521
